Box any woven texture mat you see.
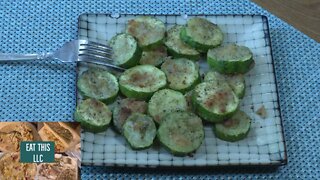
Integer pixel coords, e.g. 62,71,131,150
0,0,319,179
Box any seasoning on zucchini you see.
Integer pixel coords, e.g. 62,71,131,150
161,58,200,93
109,33,142,68
148,89,188,124
139,46,167,67
157,112,204,156
213,110,251,142
192,81,239,123
180,17,223,52
204,71,246,99
119,65,167,100
113,98,148,133
165,25,200,60
77,69,119,104
207,43,255,74
123,113,156,149
74,98,112,133
126,16,166,50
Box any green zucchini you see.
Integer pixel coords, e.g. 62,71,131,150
77,69,119,104
157,112,204,156
109,33,142,68
204,71,246,99
112,98,148,133
192,81,239,123
180,17,223,52
161,58,200,93
119,65,167,100
139,46,167,67
165,25,200,60
74,98,112,133
207,43,255,74
213,110,251,142
148,89,188,124
126,16,166,50
123,113,156,149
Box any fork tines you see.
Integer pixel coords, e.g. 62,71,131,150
79,40,113,62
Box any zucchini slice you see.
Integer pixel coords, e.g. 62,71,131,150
123,113,156,149
180,17,223,52
74,99,112,133
213,110,251,142
113,98,148,133
77,69,119,104
148,89,188,124
165,25,200,60
161,58,200,93
109,33,142,68
192,81,239,123
204,71,246,99
119,65,167,100
157,112,204,156
126,16,166,50
139,46,167,67
207,43,255,74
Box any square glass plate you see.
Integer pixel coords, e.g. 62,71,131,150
77,14,287,167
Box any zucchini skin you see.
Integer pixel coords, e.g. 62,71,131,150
207,57,254,74
180,18,223,52
74,99,112,133
157,112,204,156
213,110,251,142
192,82,239,123
109,33,142,68
119,65,167,100
165,25,200,61
207,44,255,74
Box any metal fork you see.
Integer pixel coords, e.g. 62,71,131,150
0,39,125,71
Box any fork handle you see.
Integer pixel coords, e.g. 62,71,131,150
0,52,52,61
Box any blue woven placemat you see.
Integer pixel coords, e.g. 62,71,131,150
0,0,319,179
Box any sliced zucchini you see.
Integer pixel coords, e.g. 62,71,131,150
180,17,223,52
161,58,200,93
126,16,166,50
113,98,148,133
139,46,167,67
207,43,255,74
157,112,204,156
123,113,156,149
204,71,246,99
119,65,167,100
77,69,119,104
74,99,112,133
192,81,239,123
165,25,200,60
213,110,251,142
109,33,142,68
148,89,188,124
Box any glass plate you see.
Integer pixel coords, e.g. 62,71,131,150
77,14,287,167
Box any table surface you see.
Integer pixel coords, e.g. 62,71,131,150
252,0,320,43
0,0,319,179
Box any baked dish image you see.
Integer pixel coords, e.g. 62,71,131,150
36,154,79,180
38,122,80,153
0,152,37,180
0,122,40,152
